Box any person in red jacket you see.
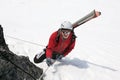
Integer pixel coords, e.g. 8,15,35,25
34,21,76,66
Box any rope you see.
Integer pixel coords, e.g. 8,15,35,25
38,66,49,80
38,60,57,80
5,35,46,47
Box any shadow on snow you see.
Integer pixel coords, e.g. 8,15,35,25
54,57,117,71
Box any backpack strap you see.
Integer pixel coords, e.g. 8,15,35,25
71,30,77,42
56,29,77,55
62,30,76,55
55,29,61,43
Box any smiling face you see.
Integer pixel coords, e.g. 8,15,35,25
61,29,71,39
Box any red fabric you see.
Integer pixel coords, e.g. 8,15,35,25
46,31,76,58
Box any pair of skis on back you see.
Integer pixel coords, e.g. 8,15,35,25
72,9,101,29
38,9,101,80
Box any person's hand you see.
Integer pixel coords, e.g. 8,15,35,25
56,54,64,60
46,58,55,66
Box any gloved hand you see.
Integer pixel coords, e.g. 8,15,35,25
46,58,55,66
56,54,64,60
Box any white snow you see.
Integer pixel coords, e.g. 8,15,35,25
1,0,120,80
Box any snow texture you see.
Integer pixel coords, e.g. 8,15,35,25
0,0,120,80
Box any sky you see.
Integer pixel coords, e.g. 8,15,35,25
0,0,120,80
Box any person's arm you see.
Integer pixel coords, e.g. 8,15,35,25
63,39,76,56
46,32,57,58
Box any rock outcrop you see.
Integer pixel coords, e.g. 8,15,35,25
0,25,43,80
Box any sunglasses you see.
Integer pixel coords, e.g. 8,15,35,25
61,30,71,35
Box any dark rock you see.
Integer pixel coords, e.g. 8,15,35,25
0,25,43,80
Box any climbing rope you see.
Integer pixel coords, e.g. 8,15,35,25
5,35,46,47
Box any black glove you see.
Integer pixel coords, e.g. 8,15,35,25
46,58,55,66
56,54,64,60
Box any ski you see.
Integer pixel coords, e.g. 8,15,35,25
72,10,101,29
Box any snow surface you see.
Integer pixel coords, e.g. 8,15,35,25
1,0,120,80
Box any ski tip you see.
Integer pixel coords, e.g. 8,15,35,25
95,11,101,17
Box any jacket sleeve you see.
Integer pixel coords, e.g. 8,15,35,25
63,39,76,57
46,32,57,58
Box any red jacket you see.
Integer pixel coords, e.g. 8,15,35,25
46,31,76,58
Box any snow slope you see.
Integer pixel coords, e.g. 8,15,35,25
1,0,120,80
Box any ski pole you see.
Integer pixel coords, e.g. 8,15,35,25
38,56,62,80
38,60,57,80
38,66,50,80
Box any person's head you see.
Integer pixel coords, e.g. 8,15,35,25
60,21,73,39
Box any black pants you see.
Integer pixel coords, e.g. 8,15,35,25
34,52,61,63
34,53,46,63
